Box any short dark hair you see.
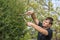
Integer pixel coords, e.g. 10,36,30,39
45,17,53,25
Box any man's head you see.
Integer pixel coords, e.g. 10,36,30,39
42,17,53,28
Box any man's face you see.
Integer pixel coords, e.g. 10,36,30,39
42,19,51,27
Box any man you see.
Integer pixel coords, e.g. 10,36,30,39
26,11,53,40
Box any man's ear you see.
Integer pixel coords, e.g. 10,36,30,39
49,24,52,27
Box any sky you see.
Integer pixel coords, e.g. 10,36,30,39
52,0,60,20
46,0,60,20
52,0,60,8
46,0,60,8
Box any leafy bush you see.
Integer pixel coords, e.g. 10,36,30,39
0,0,27,40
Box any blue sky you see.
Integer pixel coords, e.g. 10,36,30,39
52,0,60,8
46,0,60,8
52,0,60,20
46,0,60,20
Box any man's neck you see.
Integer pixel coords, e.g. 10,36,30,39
43,26,50,29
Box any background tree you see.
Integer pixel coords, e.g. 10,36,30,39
0,0,60,40
0,0,27,40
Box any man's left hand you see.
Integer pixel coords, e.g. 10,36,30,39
26,22,32,26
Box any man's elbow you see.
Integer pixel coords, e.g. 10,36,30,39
44,31,48,36
40,30,48,36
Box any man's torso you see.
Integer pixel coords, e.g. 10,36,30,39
37,22,53,40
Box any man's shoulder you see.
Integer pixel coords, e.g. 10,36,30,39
38,22,42,26
47,28,53,32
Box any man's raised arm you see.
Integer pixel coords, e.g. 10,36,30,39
26,11,39,25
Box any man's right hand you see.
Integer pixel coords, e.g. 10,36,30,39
26,11,34,16
26,11,39,25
